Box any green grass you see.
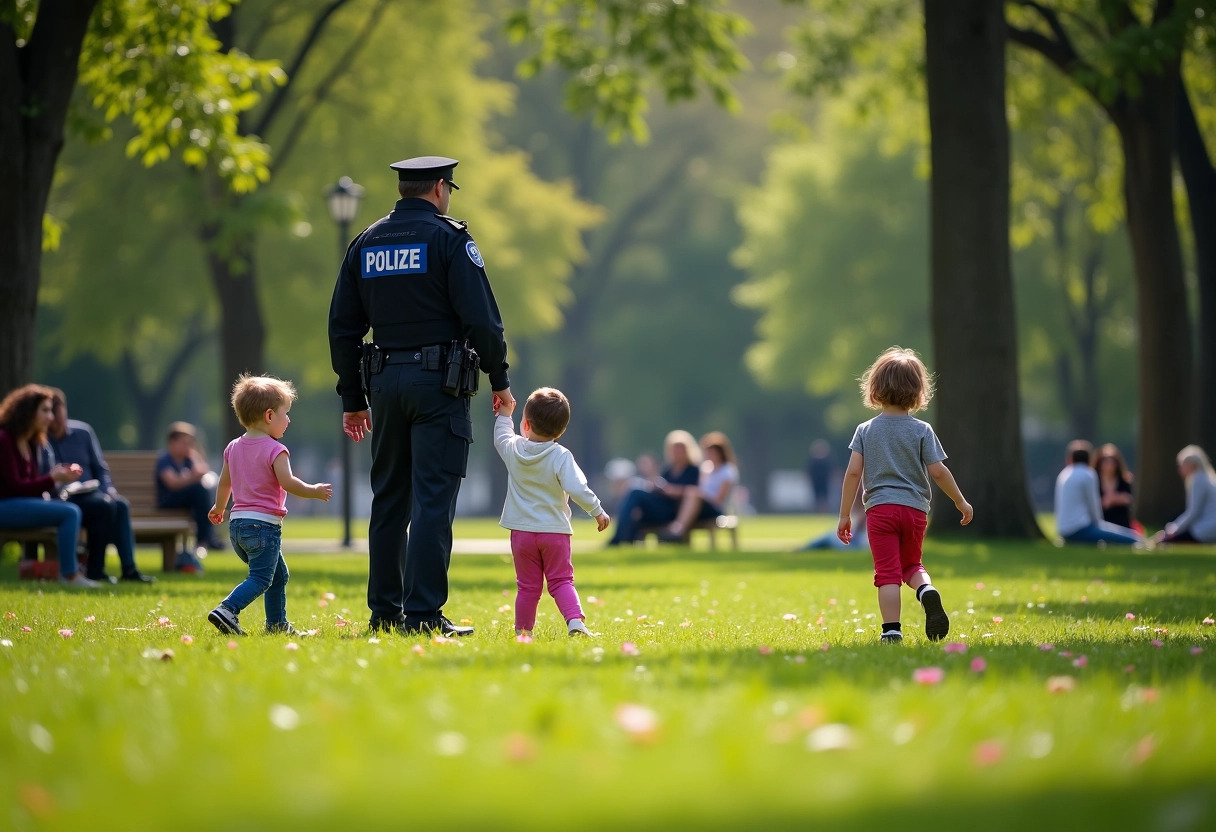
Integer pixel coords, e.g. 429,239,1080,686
2,519,1214,831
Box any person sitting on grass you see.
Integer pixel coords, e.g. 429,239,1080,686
664,431,739,541
1054,440,1143,546
45,388,154,584
0,384,95,587
494,387,609,639
836,347,972,644
156,421,224,552
207,375,332,637
802,489,868,551
1152,445,1216,545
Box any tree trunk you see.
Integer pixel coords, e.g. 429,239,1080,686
1114,84,1192,526
201,224,266,440
0,0,101,396
1176,80,1216,458
924,0,1040,538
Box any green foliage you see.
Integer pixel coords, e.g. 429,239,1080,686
74,0,285,193
1,533,1215,828
732,123,929,432
506,0,750,142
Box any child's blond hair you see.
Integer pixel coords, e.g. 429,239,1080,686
860,347,934,412
231,374,297,428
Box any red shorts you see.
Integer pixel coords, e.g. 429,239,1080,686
866,503,929,587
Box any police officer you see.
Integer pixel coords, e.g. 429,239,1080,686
329,156,514,637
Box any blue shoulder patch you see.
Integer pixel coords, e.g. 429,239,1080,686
465,240,485,268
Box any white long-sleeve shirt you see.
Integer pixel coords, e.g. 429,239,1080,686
1055,463,1102,537
493,414,603,534
1171,472,1216,542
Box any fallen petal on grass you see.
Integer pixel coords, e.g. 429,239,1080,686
912,667,945,685
180,635,193,645
1150,640,1164,648
614,704,660,742
972,740,1005,767
806,723,855,752
285,642,299,651
1038,643,1054,651
1190,646,1203,655
269,704,300,731
621,642,640,656
1072,655,1088,668
943,642,967,654
83,615,96,623
970,657,987,673
1125,613,1136,620
411,644,426,655
1202,617,1214,626
1046,676,1076,693
57,629,73,638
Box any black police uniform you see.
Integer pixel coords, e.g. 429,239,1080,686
328,156,509,635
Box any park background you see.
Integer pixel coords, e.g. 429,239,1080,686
16,0,1213,532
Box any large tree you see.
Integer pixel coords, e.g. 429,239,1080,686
1,0,281,397
1005,0,1200,524
924,0,1041,537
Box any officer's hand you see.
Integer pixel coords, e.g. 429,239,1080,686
595,512,611,532
343,410,372,443
492,388,515,413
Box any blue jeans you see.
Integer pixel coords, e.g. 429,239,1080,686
220,519,289,624
1063,522,1143,545
159,482,219,546
0,498,83,577
608,488,680,545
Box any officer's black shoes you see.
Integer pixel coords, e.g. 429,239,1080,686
404,614,474,638
369,614,475,637
121,570,156,583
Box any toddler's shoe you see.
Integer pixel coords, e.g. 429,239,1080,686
208,606,245,636
59,573,101,588
266,621,299,635
567,619,597,637
920,588,950,641
880,630,903,643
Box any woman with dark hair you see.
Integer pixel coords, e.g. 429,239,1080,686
665,431,740,539
0,384,97,587
1093,443,1136,530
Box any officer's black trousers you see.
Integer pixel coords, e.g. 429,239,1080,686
367,362,473,619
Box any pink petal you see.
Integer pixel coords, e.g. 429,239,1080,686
828,598,837,606
1153,627,1169,634
1125,612,1136,620
970,657,987,673
972,740,1005,766
1190,647,1204,655
975,582,985,590
21,626,32,633
758,645,773,656
515,634,533,644
679,620,692,628
943,642,967,654
1072,655,1087,668
620,642,640,656
1151,640,1164,648
1131,735,1155,766
411,644,426,655
497,605,512,613
1202,617,1214,626
1124,664,1136,673
156,617,172,627
782,613,798,621
504,732,536,763
614,703,660,740
4,611,15,619
1046,676,1076,693
815,614,825,626
180,635,194,645
912,666,945,685
322,592,336,601
318,599,329,607
1058,651,1072,658
57,629,73,638
1038,643,1054,651
991,616,1003,624
83,615,96,623
227,640,239,649
820,643,831,651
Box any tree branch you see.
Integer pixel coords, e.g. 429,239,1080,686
249,0,353,139
267,0,390,175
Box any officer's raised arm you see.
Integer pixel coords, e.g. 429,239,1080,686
445,232,510,393
328,236,371,414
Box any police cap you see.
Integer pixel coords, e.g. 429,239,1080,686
389,156,459,189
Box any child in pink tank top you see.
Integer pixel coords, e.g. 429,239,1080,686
206,375,332,636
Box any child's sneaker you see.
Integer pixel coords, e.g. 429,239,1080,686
265,621,299,635
208,606,245,636
920,588,950,641
567,619,597,637
880,630,903,643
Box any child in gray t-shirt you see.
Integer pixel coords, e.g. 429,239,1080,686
836,347,973,644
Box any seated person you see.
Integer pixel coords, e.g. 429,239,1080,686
45,388,154,583
1054,440,1143,545
156,421,222,550
665,431,740,540
1094,443,1138,532
607,430,701,546
802,489,868,550
1152,445,1216,545
0,384,96,587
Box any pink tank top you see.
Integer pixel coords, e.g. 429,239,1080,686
224,435,289,517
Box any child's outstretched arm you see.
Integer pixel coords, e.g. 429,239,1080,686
927,461,973,525
558,454,608,531
208,463,232,524
837,451,864,543
272,451,333,501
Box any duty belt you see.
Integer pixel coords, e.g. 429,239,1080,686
381,345,445,370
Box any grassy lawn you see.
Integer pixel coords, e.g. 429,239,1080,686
1,519,1213,831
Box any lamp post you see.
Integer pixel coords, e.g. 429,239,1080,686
325,176,364,548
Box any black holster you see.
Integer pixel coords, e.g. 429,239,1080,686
442,340,480,398
359,341,384,401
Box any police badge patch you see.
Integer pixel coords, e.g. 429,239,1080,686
465,240,484,268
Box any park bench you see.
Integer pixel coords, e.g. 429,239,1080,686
639,514,740,550
2,451,194,575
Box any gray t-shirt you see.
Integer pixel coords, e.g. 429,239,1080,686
848,414,947,513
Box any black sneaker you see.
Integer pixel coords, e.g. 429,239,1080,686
920,588,950,641
369,614,409,635
404,614,474,637
265,621,299,635
880,630,904,643
121,570,156,584
88,574,119,585
208,606,245,636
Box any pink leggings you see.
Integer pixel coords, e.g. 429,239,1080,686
510,530,584,631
